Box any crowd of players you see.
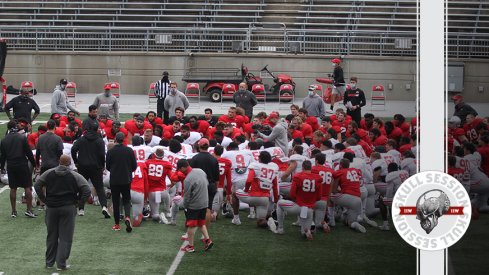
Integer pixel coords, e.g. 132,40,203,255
1,95,488,242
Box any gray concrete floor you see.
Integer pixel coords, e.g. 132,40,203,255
5,92,488,118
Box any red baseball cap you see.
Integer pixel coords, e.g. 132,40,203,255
104,84,112,90
331,58,341,64
451,94,462,101
198,138,209,146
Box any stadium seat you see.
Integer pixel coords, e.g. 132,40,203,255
148,82,157,108
185,82,201,107
66,82,77,107
279,84,294,104
252,84,265,100
371,84,386,110
222,83,236,100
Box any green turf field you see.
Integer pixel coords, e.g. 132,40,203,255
0,185,417,274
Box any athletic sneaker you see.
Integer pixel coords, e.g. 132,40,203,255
378,224,390,231
25,211,37,218
351,222,366,233
275,228,285,235
112,224,121,231
305,230,313,241
180,233,188,241
204,239,214,251
56,265,70,271
159,213,170,224
11,211,17,218
77,209,85,216
180,245,195,253
125,217,132,233
248,208,256,219
267,217,277,233
102,206,111,219
231,216,241,225
321,221,331,233
363,215,378,227
291,217,301,227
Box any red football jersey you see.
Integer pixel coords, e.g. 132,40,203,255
28,132,41,149
60,116,82,127
305,116,320,132
217,157,233,194
477,145,489,176
311,165,334,200
105,127,128,144
290,171,323,207
388,127,403,141
333,168,362,197
298,123,313,139
464,117,486,143
145,159,172,192
131,162,148,197
126,121,153,136
373,135,388,147
186,120,210,136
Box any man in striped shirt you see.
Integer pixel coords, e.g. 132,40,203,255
154,71,171,123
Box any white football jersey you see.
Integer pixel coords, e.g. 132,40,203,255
163,150,187,173
288,141,309,157
63,143,76,170
249,149,262,163
331,152,345,169
248,162,279,191
381,150,401,166
143,135,162,147
174,131,202,145
348,145,368,161
129,145,153,162
463,153,489,185
220,136,233,148
350,157,373,184
238,140,249,151
221,149,253,182
401,157,417,177
289,153,309,175
179,143,194,156
371,158,388,177
385,170,409,198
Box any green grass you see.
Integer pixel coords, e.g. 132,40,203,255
0,186,417,275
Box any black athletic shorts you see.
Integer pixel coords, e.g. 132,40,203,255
7,165,32,189
185,208,207,227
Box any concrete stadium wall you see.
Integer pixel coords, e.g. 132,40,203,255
2,51,488,102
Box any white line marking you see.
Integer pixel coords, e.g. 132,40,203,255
0,185,9,194
166,240,189,275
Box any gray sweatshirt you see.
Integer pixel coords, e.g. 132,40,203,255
36,131,63,169
183,168,209,210
302,94,325,117
50,85,79,115
93,93,119,120
258,120,289,155
164,90,190,117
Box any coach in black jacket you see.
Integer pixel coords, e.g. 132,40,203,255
71,123,110,218
106,132,137,232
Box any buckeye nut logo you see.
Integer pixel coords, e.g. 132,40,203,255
392,171,471,251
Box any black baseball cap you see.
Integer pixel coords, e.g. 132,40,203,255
60,79,68,85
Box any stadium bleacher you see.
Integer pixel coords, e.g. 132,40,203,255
0,0,484,56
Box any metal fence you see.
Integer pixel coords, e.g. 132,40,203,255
0,26,486,58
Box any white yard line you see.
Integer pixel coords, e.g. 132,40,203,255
166,241,189,275
0,185,9,194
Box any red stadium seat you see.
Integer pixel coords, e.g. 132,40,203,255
107,82,121,100
371,84,385,110
222,83,236,99
279,83,294,103
148,82,157,108
66,82,77,106
252,84,265,100
185,83,200,97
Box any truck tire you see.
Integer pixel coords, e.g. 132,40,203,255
209,88,222,102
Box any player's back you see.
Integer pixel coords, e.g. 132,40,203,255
334,168,362,197
130,145,153,162
248,161,279,196
145,158,172,191
292,171,323,207
351,157,372,184
131,162,147,193
401,157,417,176
221,149,253,182
385,170,409,192
164,150,187,173
311,165,334,199
371,158,388,177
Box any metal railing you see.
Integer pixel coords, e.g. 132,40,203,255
0,25,486,58
0,25,420,56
